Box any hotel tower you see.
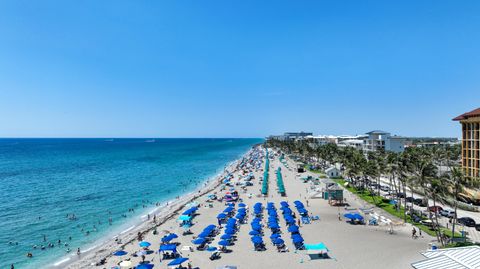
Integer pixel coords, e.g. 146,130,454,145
453,108,480,178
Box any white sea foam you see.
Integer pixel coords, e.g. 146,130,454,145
120,225,135,234
53,257,70,266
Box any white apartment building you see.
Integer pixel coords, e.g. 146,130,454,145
363,130,406,153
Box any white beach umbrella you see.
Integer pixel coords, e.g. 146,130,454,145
119,260,132,267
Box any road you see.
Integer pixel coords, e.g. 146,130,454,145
376,176,480,242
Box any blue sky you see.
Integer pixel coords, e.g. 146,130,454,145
0,1,479,138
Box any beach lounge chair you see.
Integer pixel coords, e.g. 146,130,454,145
209,251,221,260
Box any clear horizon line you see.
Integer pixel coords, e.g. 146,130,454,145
0,137,266,139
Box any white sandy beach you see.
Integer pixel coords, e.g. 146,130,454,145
62,146,433,269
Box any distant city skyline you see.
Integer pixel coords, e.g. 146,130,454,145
1,1,479,138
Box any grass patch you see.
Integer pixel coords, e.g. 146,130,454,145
333,179,462,238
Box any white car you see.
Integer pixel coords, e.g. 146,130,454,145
440,209,456,218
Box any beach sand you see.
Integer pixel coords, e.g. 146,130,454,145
62,146,432,269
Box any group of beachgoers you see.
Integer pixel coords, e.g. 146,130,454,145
97,147,265,269
10,181,215,267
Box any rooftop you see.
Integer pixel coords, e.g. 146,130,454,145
453,108,480,121
366,130,390,135
411,246,480,269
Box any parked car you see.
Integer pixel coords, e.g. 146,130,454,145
475,224,480,232
414,198,428,207
380,185,390,192
420,219,434,227
440,209,456,218
428,206,443,213
458,217,476,227
396,192,406,198
405,197,415,203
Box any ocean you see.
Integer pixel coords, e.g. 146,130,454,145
0,138,262,268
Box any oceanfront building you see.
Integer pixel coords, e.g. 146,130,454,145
268,132,313,141
453,108,480,178
269,131,405,152
363,130,406,153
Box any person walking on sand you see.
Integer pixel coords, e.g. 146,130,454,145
412,228,417,239
338,213,342,221
77,248,81,255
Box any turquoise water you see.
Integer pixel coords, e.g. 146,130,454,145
0,138,261,268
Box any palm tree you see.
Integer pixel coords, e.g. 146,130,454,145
426,178,449,246
405,148,440,242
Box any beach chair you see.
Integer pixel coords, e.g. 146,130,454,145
209,251,221,260
301,217,310,224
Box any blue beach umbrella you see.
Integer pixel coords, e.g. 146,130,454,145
292,237,304,243
217,213,227,219
238,203,246,207
178,215,191,221
221,234,232,240
198,231,210,238
269,223,280,229
270,233,281,239
205,224,216,230
288,225,299,233
139,241,151,248
224,207,234,213
192,238,206,245
251,236,263,244
249,230,260,235
206,246,218,252
225,228,236,235
113,250,127,256
136,264,154,269
344,213,363,220
168,257,188,267
273,238,284,245
218,240,230,246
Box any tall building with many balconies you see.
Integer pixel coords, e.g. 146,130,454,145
453,108,480,178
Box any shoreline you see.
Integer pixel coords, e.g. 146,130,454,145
51,149,252,269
